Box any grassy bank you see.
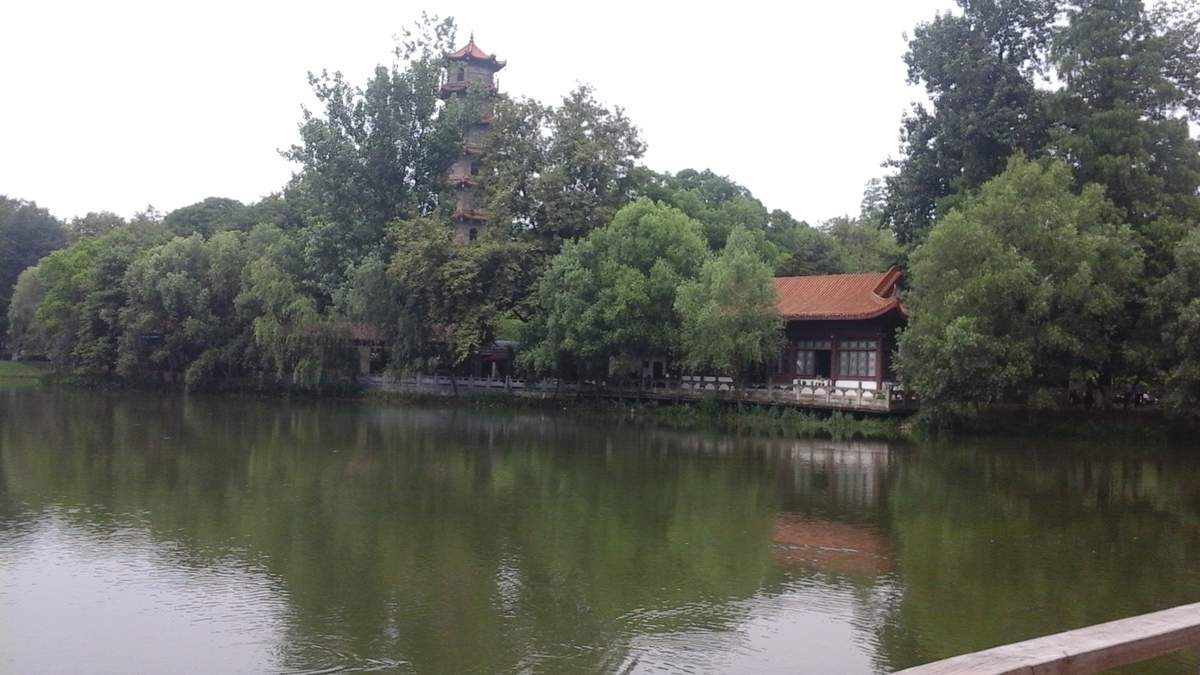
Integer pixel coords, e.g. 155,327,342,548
365,389,904,440
0,361,51,379
37,371,364,398
589,400,905,441
918,403,1197,442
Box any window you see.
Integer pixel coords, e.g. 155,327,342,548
795,340,832,377
838,339,878,378
470,165,479,176
456,67,465,82
468,228,478,243
796,350,816,375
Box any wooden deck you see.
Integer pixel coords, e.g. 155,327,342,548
363,374,919,414
894,601,1200,674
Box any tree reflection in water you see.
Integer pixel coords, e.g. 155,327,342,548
2,387,1199,674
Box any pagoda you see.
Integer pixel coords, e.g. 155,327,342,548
441,35,505,244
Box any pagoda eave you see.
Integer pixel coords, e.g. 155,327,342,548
441,81,500,93
446,56,507,70
452,210,488,222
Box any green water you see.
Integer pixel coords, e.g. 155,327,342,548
1,385,1197,674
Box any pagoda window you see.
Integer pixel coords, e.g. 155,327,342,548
470,165,479,176
469,228,478,242
456,67,465,82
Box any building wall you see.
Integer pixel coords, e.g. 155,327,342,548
779,312,905,387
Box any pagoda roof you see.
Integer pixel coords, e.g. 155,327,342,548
773,268,903,321
446,35,506,70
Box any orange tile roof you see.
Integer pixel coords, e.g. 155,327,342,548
773,268,903,321
446,36,506,69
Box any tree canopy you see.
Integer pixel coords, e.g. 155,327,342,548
0,197,66,342
9,7,1200,423
674,227,783,384
897,157,1142,418
520,198,708,376
886,0,1200,421
482,86,646,249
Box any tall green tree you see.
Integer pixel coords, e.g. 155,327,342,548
521,199,708,376
675,227,783,388
884,0,1058,245
897,158,1142,420
1150,228,1200,416
639,168,765,250
163,197,256,237
231,227,352,389
116,228,282,385
483,86,646,249
639,168,844,275
6,267,49,358
824,216,905,274
283,15,479,297
1047,0,1200,277
769,214,847,277
0,197,66,342
34,221,169,371
118,234,215,375
377,219,538,373
67,211,126,242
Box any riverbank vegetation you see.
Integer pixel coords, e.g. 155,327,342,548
4,2,1200,432
0,360,46,379
366,389,905,441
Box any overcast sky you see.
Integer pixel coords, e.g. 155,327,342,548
2,0,960,226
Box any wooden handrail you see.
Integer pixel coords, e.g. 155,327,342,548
893,601,1200,674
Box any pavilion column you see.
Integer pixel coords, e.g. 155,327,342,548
876,332,884,388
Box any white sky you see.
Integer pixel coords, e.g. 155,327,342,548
1,0,958,226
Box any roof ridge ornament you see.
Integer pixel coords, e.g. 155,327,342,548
445,35,506,70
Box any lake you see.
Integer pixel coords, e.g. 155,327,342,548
1,385,1198,674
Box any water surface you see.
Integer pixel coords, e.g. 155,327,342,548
1,386,1197,673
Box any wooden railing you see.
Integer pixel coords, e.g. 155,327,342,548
893,601,1200,674
361,374,919,413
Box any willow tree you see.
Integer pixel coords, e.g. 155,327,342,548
33,222,169,371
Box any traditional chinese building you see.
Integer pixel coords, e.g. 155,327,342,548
773,268,905,390
441,35,505,244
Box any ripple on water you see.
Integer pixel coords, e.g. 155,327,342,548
0,509,295,675
613,579,884,675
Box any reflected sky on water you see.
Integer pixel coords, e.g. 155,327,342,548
1,510,290,674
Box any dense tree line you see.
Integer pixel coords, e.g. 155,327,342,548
6,4,1199,425
2,17,878,393
887,0,1200,422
